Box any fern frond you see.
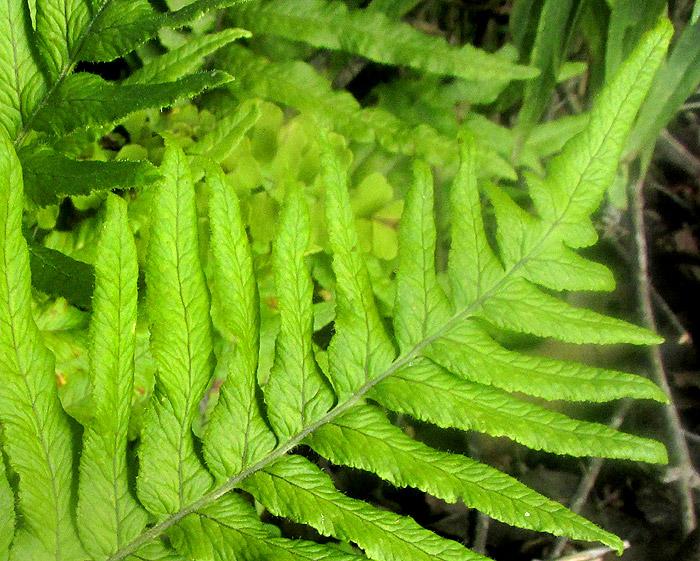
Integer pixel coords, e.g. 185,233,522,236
5,0,242,147
220,45,517,179
78,0,247,63
228,0,538,82
123,28,250,85
0,15,677,561
0,134,84,560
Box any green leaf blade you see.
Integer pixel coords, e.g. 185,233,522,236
32,71,232,137
0,0,46,138
480,278,661,345
427,320,668,403
393,160,451,352
448,135,504,309
19,144,160,207
78,195,146,556
78,0,247,62
0,134,84,560
35,0,90,82
240,455,490,561
137,142,214,516
77,194,147,557
322,134,395,398
266,186,334,440
27,242,95,310
203,163,276,480
124,28,250,85
485,181,616,292
308,404,623,552
371,360,668,464
529,18,672,239
173,495,365,561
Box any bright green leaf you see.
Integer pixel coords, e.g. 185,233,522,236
35,0,89,81
0,134,84,560
265,185,334,440
241,455,490,561
33,71,232,137
77,194,148,557
173,494,364,561
393,160,451,352
308,404,624,552
372,359,668,464
19,144,160,207
426,319,668,403
322,133,395,398
203,163,276,480
137,141,214,515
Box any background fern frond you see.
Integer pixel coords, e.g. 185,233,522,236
19,145,160,207
227,0,538,82
33,71,232,137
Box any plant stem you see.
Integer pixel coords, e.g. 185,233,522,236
630,174,697,536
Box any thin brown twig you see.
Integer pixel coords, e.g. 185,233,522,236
657,130,700,182
630,174,697,536
547,400,632,560
604,231,690,340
